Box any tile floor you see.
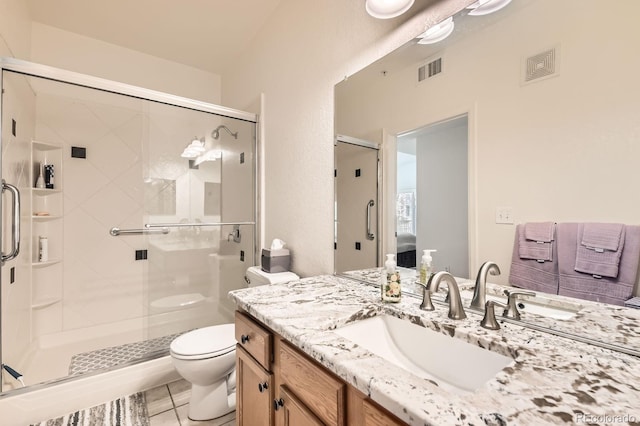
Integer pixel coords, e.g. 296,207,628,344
145,379,236,426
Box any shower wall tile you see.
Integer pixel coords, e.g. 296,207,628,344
64,154,111,206
82,184,140,230
90,132,139,182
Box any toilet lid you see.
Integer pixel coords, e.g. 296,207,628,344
170,324,236,357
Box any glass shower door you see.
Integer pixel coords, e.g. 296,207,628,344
0,62,256,392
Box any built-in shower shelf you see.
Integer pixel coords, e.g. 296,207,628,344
32,215,62,221
32,140,62,151
32,188,62,195
31,297,61,310
31,259,61,268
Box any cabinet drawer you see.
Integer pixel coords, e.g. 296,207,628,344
235,311,272,369
279,340,345,426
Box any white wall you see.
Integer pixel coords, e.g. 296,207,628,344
30,23,221,105
221,0,473,277
0,0,31,58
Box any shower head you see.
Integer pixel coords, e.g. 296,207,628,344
212,125,238,140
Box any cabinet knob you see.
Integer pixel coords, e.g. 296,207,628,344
258,382,269,393
240,334,250,344
273,398,284,410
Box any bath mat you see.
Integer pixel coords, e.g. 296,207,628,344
30,392,149,426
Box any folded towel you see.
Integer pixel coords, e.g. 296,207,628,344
524,222,555,243
557,223,640,306
575,223,625,278
519,223,554,262
510,224,559,294
581,222,624,251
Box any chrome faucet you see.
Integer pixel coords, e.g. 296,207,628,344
470,261,501,311
429,271,467,320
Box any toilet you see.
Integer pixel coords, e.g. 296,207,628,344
245,265,299,287
169,324,237,421
169,267,299,421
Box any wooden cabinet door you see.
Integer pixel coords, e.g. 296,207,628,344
363,399,405,426
237,345,274,426
276,386,324,426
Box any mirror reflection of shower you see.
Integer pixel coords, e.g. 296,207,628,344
212,125,238,140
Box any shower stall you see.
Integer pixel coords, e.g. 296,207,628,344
0,59,256,395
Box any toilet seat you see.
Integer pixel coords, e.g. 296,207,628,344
170,324,236,360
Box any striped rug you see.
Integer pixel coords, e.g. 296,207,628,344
31,392,148,426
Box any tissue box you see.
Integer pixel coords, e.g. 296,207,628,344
261,248,290,273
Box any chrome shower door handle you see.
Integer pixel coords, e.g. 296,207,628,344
1,180,21,264
366,199,375,240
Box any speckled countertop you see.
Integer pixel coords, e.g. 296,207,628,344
229,274,640,425
342,268,640,355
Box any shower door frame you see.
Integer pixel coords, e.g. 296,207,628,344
0,57,260,394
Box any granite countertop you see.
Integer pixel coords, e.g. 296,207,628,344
229,274,640,425
342,268,640,356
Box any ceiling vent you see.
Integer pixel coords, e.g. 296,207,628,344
418,57,442,82
522,46,560,85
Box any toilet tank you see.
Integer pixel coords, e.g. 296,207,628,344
245,266,299,287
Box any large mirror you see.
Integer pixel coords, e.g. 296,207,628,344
335,0,640,352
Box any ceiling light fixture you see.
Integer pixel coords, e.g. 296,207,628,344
365,0,415,19
416,17,455,45
466,0,512,16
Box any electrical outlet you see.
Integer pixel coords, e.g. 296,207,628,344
495,207,514,224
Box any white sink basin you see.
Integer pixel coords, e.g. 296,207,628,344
334,314,513,393
459,290,580,320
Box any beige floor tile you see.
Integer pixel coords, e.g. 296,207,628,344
175,404,236,426
168,379,192,407
145,385,174,416
149,408,181,426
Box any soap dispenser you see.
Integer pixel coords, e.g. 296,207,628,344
419,249,437,285
381,253,401,303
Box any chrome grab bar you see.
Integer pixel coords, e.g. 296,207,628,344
366,200,375,240
145,221,255,228
1,180,21,264
110,227,169,236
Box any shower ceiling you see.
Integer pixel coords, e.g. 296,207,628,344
26,0,284,74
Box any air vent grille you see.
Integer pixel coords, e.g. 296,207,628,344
524,47,557,83
418,57,442,82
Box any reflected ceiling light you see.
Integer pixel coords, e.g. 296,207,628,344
366,0,415,19
181,137,206,158
466,0,512,16
194,150,223,166
416,17,454,45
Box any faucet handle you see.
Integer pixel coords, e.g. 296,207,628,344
503,289,536,320
480,300,508,330
416,276,435,311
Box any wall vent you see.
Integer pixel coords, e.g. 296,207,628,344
523,46,559,84
418,57,442,82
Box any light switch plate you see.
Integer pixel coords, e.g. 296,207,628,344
495,207,514,224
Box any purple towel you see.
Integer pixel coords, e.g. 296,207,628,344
557,223,640,306
575,223,625,278
509,224,559,294
519,222,554,261
524,222,555,243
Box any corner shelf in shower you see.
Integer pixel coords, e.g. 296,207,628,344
31,259,62,268
31,297,62,310
29,139,64,320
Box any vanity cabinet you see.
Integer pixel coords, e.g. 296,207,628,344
237,346,274,426
277,340,345,425
235,311,274,426
235,310,407,426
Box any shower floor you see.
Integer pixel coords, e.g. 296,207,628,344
69,331,186,376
